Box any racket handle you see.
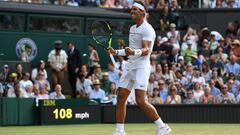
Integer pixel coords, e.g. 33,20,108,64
109,54,117,67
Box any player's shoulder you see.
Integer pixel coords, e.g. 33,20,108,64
141,21,155,33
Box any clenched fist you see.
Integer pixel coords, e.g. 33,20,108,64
125,47,134,56
107,47,116,55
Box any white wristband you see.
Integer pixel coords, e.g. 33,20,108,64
134,49,142,56
116,49,126,56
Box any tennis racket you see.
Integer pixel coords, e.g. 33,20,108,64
91,19,117,67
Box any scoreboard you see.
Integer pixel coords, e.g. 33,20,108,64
39,99,101,125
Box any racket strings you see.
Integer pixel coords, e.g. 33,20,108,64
91,21,111,46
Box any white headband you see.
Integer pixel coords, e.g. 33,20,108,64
133,2,145,11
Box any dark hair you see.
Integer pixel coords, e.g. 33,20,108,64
152,88,160,97
37,60,45,72
67,41,73,46
88,43,96,50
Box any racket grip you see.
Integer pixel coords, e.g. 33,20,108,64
109,54,117,67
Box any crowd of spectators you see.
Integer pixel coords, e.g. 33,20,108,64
1,0,240,105
1,0,240,9
1,19,240,105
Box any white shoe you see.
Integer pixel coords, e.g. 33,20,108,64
112,130,126,135
156,124,171,135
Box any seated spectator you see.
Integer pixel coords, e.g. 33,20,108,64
181,40,197,64
176,56,185,73
215,0,223,8
170,0,181,11
31,60,48,81
1,73,16,97
175,81,187,100
1,64,11,82
25,85,35,98
215,46,228,63
149,88,164,105
147,73,158,96
209,33,220,53
215,85,236,104
156,0,165,10
80,64,89,78
100,72,111,94
157,79,168,102
91,64,102,81
167,48,180,64
191,68,206,86
209,54,225,75
34,71,51,92
165,85,181,104
108,82,117,105
33,84,40,97
199,86,215,104
19,72,33,90
89,79,106,100
153,64,163,81
76,73,92,98
223,0,235,8
219,38,230,54
209,79,221,97
192,82,204,103
114,0,123,8
175,70,188,88
169,36,180,50
37,86,49,100
7,81,28,98
161,63,176,81
198,39,211,61
183,89,198,104
182,27,198,50
211,69,224,89
167,23,181,45
230,39,240,58
49,84,66,99
107,63,120,85
201,62,212,82
227,73,240,97
224,54,240,76
183,63,193,82
191,55,202,68
15,63,24,80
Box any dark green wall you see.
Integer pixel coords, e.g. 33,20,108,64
0,32,128,67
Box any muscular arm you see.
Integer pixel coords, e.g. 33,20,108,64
141,40,151,56
125,40,151,56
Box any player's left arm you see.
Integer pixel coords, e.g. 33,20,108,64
138,27,155,56
140,40,151,56
125,41,151,56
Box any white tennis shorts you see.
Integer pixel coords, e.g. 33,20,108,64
118,68,150,91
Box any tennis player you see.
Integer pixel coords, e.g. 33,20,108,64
109,1,171,135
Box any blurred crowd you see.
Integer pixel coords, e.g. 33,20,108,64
1,19,240,105
1,0,240,9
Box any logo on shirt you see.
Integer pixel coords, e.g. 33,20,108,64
16,38,38,62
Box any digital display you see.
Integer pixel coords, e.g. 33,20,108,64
39,100,101,125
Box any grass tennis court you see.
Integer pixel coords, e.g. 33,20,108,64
0,124,239,135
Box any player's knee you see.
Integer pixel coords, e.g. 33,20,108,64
117,92,128,102
136,98,147,106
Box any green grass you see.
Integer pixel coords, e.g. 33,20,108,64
0,124,240,135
